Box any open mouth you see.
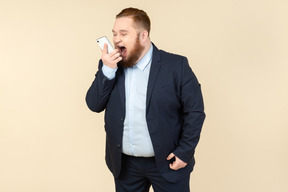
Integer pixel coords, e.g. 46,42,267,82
118,46,127,57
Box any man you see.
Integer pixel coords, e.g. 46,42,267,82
86,7,205,192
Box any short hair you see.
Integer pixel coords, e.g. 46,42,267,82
116,7,151,35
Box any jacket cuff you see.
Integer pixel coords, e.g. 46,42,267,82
173,148,194,163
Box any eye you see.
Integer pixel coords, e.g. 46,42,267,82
122,33,127,36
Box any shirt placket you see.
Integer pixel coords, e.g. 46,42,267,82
128,67,136,155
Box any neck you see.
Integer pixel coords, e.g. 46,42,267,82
137,41,152,63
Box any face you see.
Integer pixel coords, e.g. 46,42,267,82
112,17,145,68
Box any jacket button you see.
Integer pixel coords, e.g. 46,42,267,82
117,144,121,148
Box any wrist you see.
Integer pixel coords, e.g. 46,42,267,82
102,64,118,79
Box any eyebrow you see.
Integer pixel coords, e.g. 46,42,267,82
112,29,129,33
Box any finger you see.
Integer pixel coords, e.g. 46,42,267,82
107,48,119,56
102,43,108,54
169,161,178,170
167,153,175,160
112,53,121,59
115,56,122,63
175,156,187,167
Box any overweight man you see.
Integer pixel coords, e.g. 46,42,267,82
86,7,206,192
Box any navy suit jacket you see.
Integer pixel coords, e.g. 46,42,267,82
86,44,205,183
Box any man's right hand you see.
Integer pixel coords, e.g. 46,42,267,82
101,43,122,69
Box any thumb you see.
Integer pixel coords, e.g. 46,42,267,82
167,153,175,160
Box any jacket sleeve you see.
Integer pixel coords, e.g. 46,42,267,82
85,60,116,112
173,57,206,163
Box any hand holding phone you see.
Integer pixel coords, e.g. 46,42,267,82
96,36,114,54
96,36,122,68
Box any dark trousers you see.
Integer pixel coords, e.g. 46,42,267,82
114,154,190,192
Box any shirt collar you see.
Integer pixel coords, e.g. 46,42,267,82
135,43,153,71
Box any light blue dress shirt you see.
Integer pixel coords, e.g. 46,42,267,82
102,44,154,157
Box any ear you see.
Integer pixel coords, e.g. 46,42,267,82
139,30,149,42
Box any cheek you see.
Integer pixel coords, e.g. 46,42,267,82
128,40,136,49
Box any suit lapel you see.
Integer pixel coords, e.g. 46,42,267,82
146,44,161,112
116,44,162,112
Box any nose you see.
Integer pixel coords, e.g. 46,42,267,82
114,35,121,45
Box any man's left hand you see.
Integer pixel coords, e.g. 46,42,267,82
166,153,188,170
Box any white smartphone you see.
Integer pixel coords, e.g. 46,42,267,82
96,36,114,54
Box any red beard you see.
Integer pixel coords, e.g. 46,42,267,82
118,37,145,68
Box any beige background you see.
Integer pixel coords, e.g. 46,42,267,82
1,0,288,191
